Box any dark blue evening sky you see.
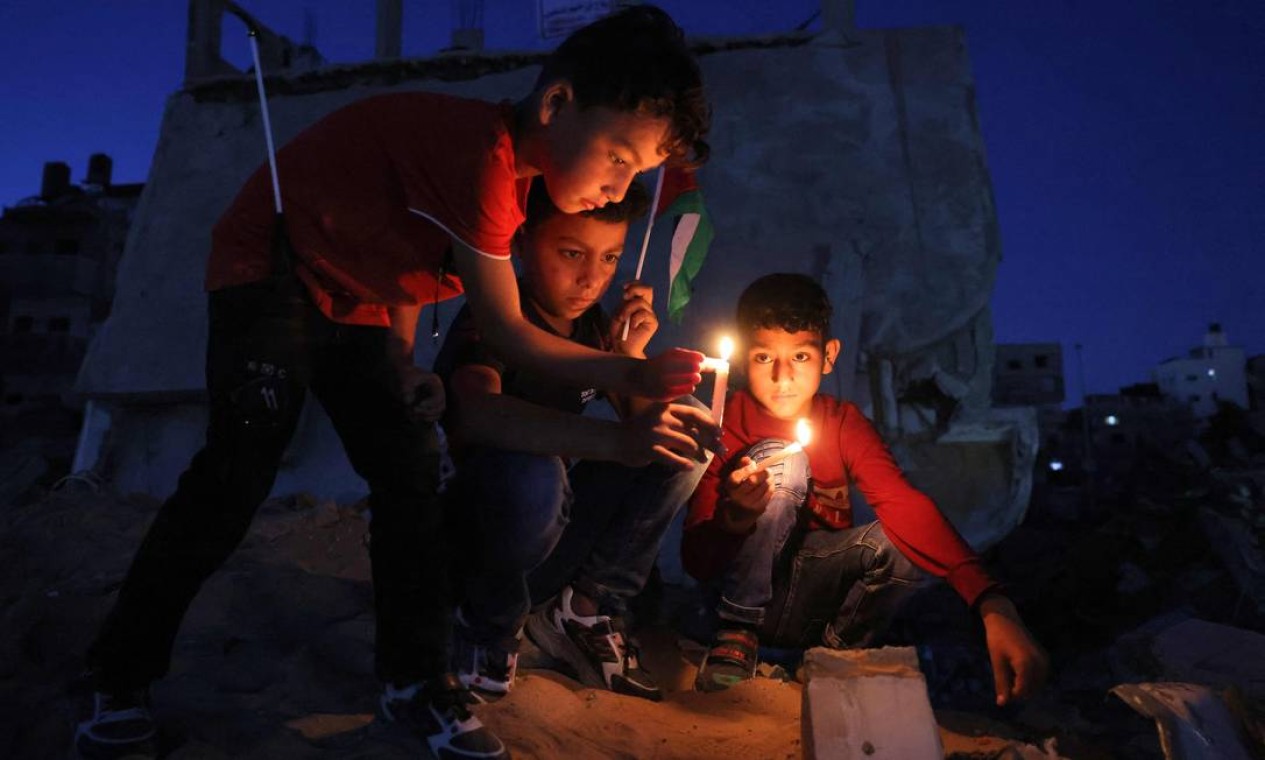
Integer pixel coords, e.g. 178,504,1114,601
2,1,1261,400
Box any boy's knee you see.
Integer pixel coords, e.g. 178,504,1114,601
458,449,569,560
865,525,924,584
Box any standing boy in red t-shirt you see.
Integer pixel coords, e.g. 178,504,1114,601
683,274,1047,705
77,7,712,760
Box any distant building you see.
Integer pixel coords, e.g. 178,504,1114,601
0,155,142,411
993,343,1065,408
1247,355,1265,411
1154,323,1248,420
1038,383,1195,501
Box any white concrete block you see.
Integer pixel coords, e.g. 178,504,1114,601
802,646,943,759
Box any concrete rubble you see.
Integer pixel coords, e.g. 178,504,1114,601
801,646,942,759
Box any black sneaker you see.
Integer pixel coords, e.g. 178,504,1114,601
694,627,759,693
377,674,509,759
74,688,157,759
453,611,520,696
525,586,662,702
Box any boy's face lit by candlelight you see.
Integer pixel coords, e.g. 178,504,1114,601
743,328,840,421
520,212,627,329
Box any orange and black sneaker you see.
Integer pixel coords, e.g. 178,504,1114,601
694,627,759,692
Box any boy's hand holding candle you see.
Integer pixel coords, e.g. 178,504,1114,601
733,419,812,480
718,459,774,533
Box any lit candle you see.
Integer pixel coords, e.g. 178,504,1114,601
703,336,733,426
736,418,812,479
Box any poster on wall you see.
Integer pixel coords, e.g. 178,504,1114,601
539,0,616,39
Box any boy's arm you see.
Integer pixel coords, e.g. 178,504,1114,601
448,363,712,470
977,593,1049,705
451,240,703,401
386,304,443,421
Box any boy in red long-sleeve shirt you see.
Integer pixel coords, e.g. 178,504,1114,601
685,273,1047,704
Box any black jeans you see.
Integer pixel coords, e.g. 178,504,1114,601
88,279,446,690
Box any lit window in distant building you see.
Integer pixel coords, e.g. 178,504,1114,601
1105,414,1119,426
1049,460,1064,472
1207,368,1216,378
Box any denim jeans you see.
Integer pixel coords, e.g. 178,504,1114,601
88,279,448,690
449,442,707,645
717,438,925,649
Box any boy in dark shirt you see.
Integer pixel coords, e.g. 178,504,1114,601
435,178,710,703
684,274,1047,704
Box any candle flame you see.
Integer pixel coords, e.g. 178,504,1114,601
795,418,812,446
719,336,734,361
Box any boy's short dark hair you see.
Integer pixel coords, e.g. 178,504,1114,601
737,273,833,339
537,4,710,167
523,175,651,231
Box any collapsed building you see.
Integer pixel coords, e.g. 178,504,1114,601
72,0,1036,563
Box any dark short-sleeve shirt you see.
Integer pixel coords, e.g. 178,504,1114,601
434,290,610,416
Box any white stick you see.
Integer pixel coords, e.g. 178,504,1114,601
247,31,283,215
621,165,666,341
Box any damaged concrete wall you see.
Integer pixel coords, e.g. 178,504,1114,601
76,25,1029,550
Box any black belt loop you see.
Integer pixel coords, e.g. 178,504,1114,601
270,213,295,276
431,246,455,341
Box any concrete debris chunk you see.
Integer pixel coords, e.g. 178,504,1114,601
802,646,942,759
1150,619,1265,700
1111,682,1255,760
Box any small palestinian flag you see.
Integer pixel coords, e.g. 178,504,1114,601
656,167,714,324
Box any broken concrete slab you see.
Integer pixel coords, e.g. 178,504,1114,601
1196,508,1265,616
1150,619,1265,700
1111,682,1255,760
802,646,943,759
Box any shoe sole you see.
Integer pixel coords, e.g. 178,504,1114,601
371,711,510,759
71,737,157,760
457,672,511,697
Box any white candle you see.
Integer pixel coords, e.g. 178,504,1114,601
736,418,812,479
705,336,733,426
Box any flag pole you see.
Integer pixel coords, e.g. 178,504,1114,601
622,165,666,341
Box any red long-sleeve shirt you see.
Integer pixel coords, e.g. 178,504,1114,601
682,390,998,607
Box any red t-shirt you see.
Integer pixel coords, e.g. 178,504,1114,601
206,92,530,327
682,390,998,607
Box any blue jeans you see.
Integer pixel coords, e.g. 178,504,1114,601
450,445,707,645
717,439,925,649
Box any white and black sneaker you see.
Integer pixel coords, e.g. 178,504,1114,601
74,688,157,759
453,612,520,697
525,586,662,702
377,674,509,759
